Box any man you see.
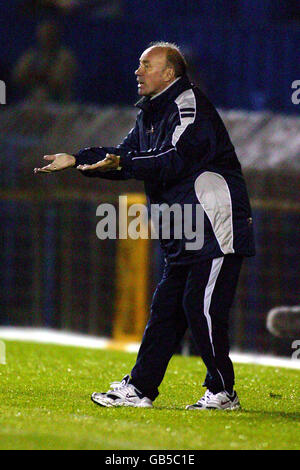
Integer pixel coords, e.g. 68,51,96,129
13,20,78,103
35,42,255,410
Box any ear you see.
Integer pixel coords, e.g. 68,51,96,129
164,66,175,82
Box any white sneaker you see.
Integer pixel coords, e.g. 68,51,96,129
91,375,153,408
186,390,241,410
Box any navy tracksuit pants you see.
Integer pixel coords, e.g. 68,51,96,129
130,254,243,401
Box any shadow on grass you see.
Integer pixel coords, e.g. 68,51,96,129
240,409,300,421
150,406,300,422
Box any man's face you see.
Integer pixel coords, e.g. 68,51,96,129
135,47,174,97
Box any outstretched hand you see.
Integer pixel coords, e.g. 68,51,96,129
34,153,76,174
76,154,120,172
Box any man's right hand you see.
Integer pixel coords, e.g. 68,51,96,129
34,153,76,174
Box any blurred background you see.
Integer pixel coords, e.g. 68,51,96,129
0,0,299,357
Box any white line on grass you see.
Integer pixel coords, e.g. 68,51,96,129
0,326,299,370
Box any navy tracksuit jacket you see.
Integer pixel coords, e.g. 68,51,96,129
75,75,255,399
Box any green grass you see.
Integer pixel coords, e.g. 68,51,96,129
0,340,299,450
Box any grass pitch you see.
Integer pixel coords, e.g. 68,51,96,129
0,340,299,450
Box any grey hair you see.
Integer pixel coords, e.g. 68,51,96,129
148,41,187,77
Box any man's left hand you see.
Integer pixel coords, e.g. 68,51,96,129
76,153,120,172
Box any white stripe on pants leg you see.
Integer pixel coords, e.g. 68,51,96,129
203,257,226,390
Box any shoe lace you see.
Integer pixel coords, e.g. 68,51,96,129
109,380,123,390
109,380,128,391
106,383,138,401
107,376,137,396
196,390,214,405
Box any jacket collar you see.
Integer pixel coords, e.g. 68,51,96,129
135,75,192,113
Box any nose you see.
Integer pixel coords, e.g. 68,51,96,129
135,64,143,76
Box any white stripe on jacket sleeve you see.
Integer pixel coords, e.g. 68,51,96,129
172,89,196,146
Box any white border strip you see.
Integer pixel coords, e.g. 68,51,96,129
0,327,111,349
0,327,299,370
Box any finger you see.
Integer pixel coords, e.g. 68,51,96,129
34,163,56,173
77,166,95,171
77,162,101,171
94,160,108,168
43,155,55,161
34,167,50,173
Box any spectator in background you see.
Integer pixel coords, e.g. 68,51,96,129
18,0,123,18
19,0,64,17
55,0,123,19
12,20,78,103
